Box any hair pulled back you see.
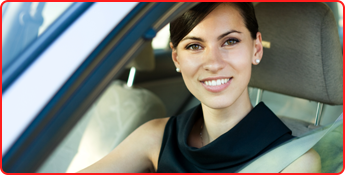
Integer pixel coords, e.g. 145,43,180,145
170,2,258,48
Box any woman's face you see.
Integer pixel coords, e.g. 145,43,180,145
171,3,263,109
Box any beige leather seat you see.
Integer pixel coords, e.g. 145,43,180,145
37,42,166,173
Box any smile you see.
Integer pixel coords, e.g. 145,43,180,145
204,78,230,86
200,77,232,92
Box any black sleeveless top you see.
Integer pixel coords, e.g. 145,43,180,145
156,102,294,173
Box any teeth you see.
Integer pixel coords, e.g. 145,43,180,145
204,78,230,86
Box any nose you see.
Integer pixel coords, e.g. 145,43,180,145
202,46,225,72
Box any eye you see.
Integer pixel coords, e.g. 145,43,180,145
186,44,202,50
224,38,240,46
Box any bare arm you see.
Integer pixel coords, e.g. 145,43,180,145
281,148,321,173
77,117,169,173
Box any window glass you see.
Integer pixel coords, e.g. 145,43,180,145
152,24,170,50
2,2,73,70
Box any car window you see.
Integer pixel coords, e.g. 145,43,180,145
152,24,170,50
2,2,73,70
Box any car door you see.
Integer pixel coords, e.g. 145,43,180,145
2,2,197,173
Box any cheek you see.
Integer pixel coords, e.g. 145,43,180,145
223,47,253,89
224,47,253,74
178,53,202,75
177,53,203,95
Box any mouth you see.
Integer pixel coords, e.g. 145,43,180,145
200,77,233,92
201,78,232,86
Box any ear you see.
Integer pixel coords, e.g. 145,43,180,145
170,42,180,69
252,32,263,65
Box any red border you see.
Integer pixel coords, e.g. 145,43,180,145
1,1,344,175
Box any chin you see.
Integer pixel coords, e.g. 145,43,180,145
201,97,236,110
198,86,250,110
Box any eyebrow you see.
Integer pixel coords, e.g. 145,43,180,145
217,30,242,40
181,36,204,42
181,30,242,42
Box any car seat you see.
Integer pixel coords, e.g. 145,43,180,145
250,2,343,173
37,42,166,173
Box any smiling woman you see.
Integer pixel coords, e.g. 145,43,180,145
77,2,321,173
157,3,319,173
4,2,341,173
170,3,262,111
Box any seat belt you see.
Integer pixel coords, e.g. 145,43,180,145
237,113,343,173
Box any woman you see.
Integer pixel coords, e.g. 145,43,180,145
78,2,320,173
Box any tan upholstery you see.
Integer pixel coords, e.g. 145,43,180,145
250,2,343,105
251,3,343,173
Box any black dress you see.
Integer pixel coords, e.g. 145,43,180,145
156,102,294,173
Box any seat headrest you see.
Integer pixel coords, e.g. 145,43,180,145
249,2,343,105
126,42,155,71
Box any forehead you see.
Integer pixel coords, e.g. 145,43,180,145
187,4,246,37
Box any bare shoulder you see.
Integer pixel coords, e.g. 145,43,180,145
143,117,170,131
124,117,170,152
117,117,170,147
142,118,170,169
141,117,170,141
281,148,321,173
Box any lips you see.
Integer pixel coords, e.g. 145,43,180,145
200,77,233,92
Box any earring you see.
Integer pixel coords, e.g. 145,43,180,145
176,68,180,72
255,59,260,64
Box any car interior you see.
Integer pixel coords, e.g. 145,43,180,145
36,2,343,173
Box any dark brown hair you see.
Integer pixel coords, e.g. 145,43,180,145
170,2,259,48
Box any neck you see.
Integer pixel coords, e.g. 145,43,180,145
200,89,253,144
